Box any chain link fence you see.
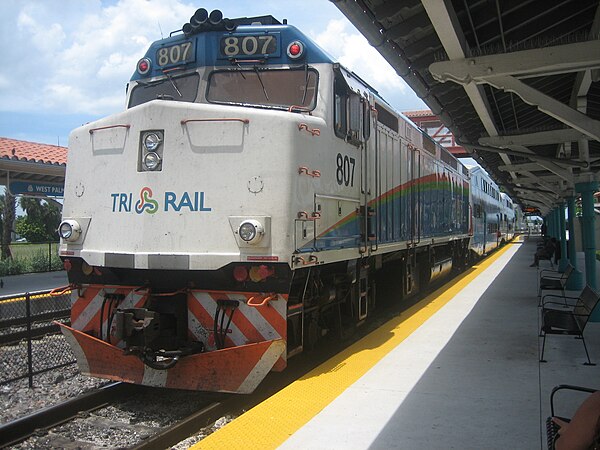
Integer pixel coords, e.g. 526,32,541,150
0,242,63,276
0,290,74,386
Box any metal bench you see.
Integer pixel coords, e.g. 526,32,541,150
540,284,600,365
538,264,574,305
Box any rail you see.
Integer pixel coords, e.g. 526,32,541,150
131,401,231,450
0,382,131,448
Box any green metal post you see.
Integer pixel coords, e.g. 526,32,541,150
552,208,560,238
566,195,583,289
576,181,599,320
558,202,568,271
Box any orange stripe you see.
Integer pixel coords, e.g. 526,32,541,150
188,296,214,328
71,286,101,324
252,295,287,338
220,294,265,343
189,294,236,348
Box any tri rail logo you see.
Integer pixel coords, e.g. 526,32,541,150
111,187,212,213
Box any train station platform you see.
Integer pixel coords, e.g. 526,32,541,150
194,235,600,449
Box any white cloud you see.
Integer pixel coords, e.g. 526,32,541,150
1,0,192,115
312,20,409,99
0,1,424,121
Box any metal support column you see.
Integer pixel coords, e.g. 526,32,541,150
552,208,560,239
558,202,568,271
566,195,584,289
575,181,598,320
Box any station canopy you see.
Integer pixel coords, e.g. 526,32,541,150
0,137,66,198
332,0,600,215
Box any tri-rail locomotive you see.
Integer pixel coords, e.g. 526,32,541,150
57,9,512,393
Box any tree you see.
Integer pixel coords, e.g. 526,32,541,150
16,197,61,243
2,193,15,259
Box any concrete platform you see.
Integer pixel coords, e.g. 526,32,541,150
194,236,600,449
0,271,68,297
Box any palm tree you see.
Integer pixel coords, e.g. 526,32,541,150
2,192,15,259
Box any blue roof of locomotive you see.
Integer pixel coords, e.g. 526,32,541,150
130,24,334,82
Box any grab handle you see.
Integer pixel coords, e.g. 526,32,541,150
247,294,277,307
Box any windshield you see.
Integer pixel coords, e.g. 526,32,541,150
128,73,200,108
207,67,318,110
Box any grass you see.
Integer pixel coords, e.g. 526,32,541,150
9,242,59,259
0,242,63,275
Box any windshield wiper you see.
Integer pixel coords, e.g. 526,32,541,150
136,79,164,87
164,71,183,97
302,63,309,105
254,67,269,101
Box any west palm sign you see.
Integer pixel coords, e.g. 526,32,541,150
9,181,64,197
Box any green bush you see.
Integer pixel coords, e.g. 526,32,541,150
29,250,51,272
51,254,64,271
0,257,27,276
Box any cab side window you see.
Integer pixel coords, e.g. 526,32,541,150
334,74,364,146
334,78,347,138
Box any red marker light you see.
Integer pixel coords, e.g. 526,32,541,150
137,58,151,75
287,40,305,59
233,265,248,282
289,43,301,56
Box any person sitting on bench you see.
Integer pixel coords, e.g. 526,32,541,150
530,237,557,267
552,390,600,450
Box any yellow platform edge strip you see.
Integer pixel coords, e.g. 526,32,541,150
0,291,71,305
194,241,517,449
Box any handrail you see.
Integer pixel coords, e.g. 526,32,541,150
298,123,320,135
49,285,73,297
181,118,249,125
288,105,312,113
298,166,321,177
247,294,277,307
89,124,130,134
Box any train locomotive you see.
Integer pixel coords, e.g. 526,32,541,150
58,8,507,393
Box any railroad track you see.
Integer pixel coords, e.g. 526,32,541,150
0,382,131,448
0,380,236,449
0,347,346,449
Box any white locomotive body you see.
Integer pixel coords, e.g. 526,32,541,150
58,10,472,393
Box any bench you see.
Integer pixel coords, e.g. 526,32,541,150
539,284,600,365
538,264,574,304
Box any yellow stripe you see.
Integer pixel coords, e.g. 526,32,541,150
193,242,516,449
0,291,71,305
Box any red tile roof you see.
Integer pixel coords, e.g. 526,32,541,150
403,109,434,118
0,137,67,166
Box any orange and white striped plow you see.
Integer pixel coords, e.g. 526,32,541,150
61,287,289,393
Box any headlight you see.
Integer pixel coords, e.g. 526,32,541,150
144,152,161,170
238,220,264,244
144,133,161,151
140,130,164,172
58,220,82,242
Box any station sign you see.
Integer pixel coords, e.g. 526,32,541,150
10,181,64,197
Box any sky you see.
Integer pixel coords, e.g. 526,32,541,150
0,0,427,147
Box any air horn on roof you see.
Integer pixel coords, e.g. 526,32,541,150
182,8,236,35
